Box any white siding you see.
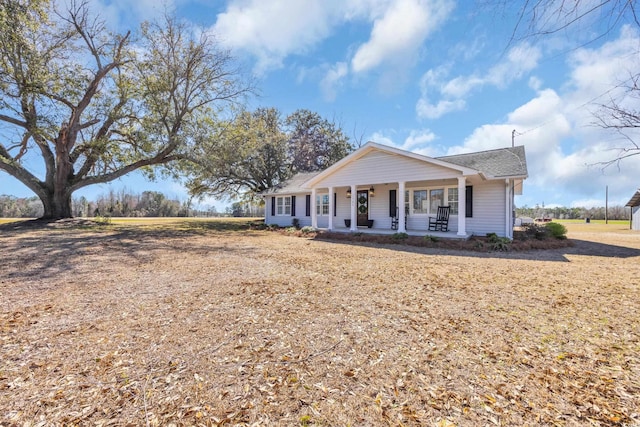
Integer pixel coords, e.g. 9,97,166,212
264,194,312,227
265,181,511,236
632,205,640,231
465,180,507,236
315,151,461,187
336,188,352,227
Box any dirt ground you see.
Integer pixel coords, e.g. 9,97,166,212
1,220,639,426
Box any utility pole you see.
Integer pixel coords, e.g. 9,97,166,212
605,185,609,224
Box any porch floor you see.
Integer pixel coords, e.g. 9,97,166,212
322,226,470,240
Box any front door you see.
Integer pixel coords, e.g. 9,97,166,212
357,190,369,226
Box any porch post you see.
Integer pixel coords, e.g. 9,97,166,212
328,186,334,231
398,181,406,233
457,176,466,236
311,188,317,228
350,184,357,231
505,179,512,239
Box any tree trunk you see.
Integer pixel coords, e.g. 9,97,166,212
40,189,73,219
39,149,74,219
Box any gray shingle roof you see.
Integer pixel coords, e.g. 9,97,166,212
261,171,320,195
263,145,528,195
436,145,527,178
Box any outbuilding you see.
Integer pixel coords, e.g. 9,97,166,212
625,189,640,231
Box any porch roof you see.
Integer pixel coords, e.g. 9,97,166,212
261,171,320,195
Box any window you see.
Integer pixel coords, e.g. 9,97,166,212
429,189,444,212
448,187,459,214
413,190,428,214
407,187,459,215
405,190,410,215
276,196,291,216
316,194,329,215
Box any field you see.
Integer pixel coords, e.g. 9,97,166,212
1,219,639,426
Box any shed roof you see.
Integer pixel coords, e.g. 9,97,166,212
625,189,640,207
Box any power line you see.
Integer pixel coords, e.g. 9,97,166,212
512,73,637,141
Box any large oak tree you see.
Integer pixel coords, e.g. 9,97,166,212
0,0,250,218
184,108,353,201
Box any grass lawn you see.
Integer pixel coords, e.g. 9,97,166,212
1,219,638,425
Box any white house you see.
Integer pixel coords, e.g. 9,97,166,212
262,141,528,239
625,189,640,230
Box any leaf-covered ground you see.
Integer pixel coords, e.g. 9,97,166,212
1,220,639,426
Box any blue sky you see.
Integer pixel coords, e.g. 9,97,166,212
2,0,640,211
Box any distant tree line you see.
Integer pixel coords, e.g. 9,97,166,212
516,205,630,221
2,192,630,221
0,195,44,218
0,191,225,218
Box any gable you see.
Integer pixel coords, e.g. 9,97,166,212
310,149,467,188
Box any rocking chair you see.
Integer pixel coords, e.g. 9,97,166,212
428,206,450,232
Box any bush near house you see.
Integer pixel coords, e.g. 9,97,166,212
306,229,573,252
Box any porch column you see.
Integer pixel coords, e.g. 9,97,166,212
328,186,334,231
398,181,406,233
311,188,317,228
457,176,466,236
350,184,357,231
505,179,512,239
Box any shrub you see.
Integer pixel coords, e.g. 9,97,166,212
292,218,300,229
249,221,268,230
300,226,316,234
94,214,112,225
391,232,409,241
424,235,439,243
545,222,567,239
519,223,549,240
285,226,297,234
486,232,511,251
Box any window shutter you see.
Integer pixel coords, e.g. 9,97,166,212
389,190,397,217
465,186,473,218
305,195,311,216
271,197,275,216
334,192,337,216
291,195,296,216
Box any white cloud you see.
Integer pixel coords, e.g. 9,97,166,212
212,0,453,97
486,43,542,88
320,62,349,101
402,129,437,150
416,98,466,119
369,128,440,156
351,0,453,73
369,131,395,146
448,26,640,207
416,42,542,119
211,0,339,73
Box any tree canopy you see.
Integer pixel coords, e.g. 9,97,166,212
185,108,353,201
0,0,251,218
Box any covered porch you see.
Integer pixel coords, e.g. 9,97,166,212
309,176,470,238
